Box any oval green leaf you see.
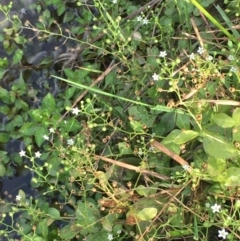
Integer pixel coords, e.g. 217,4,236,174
174,130,198,144
42,93,56,113
203,136,239,159
212,113,236,128
0,163,6,177
136,207,157,221
48,208,60,219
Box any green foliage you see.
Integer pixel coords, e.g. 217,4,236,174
1,0,240,240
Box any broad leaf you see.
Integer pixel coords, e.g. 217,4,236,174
136,207,157,221
12,49,23,64
174,130,198,144
35,127,48,147
203,136,239,159
223,167,240,186
42,93,56,113
20,123,39,136
60,224,77,239
48,208,60,219
176,113,190,130
212,113,236,128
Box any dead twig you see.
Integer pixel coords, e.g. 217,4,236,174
95,154,170,181
151,140,191,172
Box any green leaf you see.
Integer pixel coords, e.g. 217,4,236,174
206,157,226,182
233,125,240,142
63,11,74,23
65,87,76,99
13,35,26,44
136,207,157,221
63,68,74,79
223,167,240,186
35,127,48,147
176,113,190,130
118,142,133,155
104,72,116,89
0,105,10,114
135,185,152,197
232,108,240,125
130,120,144,133
12,115,23,127
29,109,44,122
60,224,77,239
42,93,56,113
38,224,48,241
203,136,239,159
3,39,9,49
12,49,23,64
0,68,8,79
0,133,10,143
0,163,6,177
174,130,198,144
0,86,10,104
48,208,60,219
155,112,176,135
212,113,236,128
102,213,118,232
20,123,39,136
57,5,66,16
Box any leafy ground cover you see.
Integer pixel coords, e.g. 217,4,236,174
0,0,240,240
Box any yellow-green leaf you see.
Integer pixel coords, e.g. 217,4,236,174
136,207,157,221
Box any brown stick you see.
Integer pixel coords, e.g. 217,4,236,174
95,155,170,180
151,140,191,172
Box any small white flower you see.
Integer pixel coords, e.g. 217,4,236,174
182,164,190,171
149,146,155,151
49,128,55,133
211,203,221,213
197,46,205,55
43,135,49,140
228,55,234,61
218,228,228,239
142,18,149,25
230,66,237,73
159,51,167,58
19,150,26,157
16,195,21,201
207,55,213,61
117,230,121,235
20,8,26,14
189,53,195,60
67,139,74,145
72,107,80,115
205,202,210,208
152,73,159,81
112,0,117,4
35,151,41,158
107,233,113,241
136,16,143,22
